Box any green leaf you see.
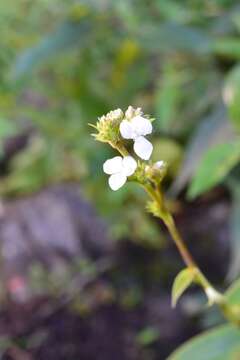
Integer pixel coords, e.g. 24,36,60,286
139,23,212,54
172,268,196,307
188,141,240,199
168,325,240,360
214,38,240,61
224,277,240,324
224,64,240,131
225,278,240,307
12,20,91,80
171,106,235,195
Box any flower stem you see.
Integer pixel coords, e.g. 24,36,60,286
163,213,196,269
144,184,223,301
143,182,240,326
162,212,221,294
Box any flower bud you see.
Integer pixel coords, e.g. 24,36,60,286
125,106,143,120
93,108,124,144
145,161,167,184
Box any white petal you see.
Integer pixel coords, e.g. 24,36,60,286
103,156,123,175
120,120,135,139
131,116,152,136
134,136,153,160
108,173,127,191
112,108,123,119
122,156,137,176
125,106,134,120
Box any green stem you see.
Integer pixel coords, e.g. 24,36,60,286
144,182,240,326
144,183,223,302
163,212,196,269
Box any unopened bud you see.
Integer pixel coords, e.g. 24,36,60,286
93,108,124,144
145,161,167,184
125,106,142,120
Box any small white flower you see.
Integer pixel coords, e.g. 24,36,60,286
154,160,165,169
120,115,153,160
103,156,137,191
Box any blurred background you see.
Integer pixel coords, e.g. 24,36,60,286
0,0,239,359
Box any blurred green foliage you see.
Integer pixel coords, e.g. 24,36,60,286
0,1,240,357
0,0,239,246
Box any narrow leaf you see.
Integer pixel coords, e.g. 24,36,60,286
224,64,240,131
172,268,196,307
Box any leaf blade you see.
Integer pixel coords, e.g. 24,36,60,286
171,106,235,195
188,140,240,199
168,325,240,360
172,268,196,307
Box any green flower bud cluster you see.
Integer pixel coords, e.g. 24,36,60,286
92,108,124,146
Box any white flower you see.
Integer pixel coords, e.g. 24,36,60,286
154,160,165,169
120,115,153,160
103,156,137,191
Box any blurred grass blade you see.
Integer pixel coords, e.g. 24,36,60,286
188,140,240,199
12,20,91,80
171,106,235,195
172,268,196,307
168,325,240,360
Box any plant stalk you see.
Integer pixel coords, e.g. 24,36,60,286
144,183,223,300
111,143,237,322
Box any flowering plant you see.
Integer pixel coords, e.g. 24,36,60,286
92,106,240,359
